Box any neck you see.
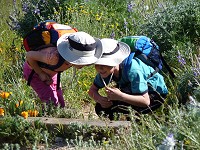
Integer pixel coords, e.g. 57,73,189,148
113,65,119,79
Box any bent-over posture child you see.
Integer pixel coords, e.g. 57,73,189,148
88,38,168,120
23,32,103,107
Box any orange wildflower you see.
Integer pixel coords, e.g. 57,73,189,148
0,91,11,99
15,103,19,108
21,111,28,119
28,110,39,117
0,108,4,116
28,110,32,115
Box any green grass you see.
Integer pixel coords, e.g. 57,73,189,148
0,0,200,149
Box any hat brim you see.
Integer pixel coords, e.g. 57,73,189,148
57,34,103,65
95,42,130,66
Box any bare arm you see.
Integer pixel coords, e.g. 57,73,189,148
105,86,150,107
26,51,45,74
26,51,52,85
88,84,113,108
26,50,48,62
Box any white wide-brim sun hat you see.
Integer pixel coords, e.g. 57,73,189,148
95,38,131,66
57,31,103,65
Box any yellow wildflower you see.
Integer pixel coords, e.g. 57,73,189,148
19,100,23,106
0,91,11,99
67,7,74,12
109,24,114,28
54,11,59,15
184,139,191,145
81,10,88,14
21,111,28,119
0,108,4,116
103,140,109,145
84,83,87,87
115,22,119,27
15,100,23,108
96,17,101,21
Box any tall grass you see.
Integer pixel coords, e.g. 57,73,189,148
0,0,199,149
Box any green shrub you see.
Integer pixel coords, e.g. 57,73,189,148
1,0,199,149
0,116,48,147
139,0,200,52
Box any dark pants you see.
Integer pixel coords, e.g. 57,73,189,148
95,91,166,120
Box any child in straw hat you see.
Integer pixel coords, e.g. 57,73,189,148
88,38,168,120
23,31,103,108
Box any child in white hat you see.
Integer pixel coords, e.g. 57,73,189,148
88,38,168,120
23,31,103,108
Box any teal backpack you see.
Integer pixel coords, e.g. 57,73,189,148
119,36,175,79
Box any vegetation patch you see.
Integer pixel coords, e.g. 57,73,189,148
0,0,199,149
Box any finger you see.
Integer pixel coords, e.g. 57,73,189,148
105,89,111,95
105,86,112,90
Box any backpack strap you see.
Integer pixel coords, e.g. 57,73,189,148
38,53,65,71
123,52,135,80
124,52,161,80
56,71,61,90
147,67,160,79
27,70,35,86
151,40,176,78
160,54,176,78
137,54,160,79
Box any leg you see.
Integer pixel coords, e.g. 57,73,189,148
95,103,114,120
23,62,59,106
31,74,59,106
57,88,65,108
95,101,133,120
52,75,65,108
139,91,166,114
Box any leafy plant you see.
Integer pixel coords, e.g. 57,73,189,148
0,0,199,149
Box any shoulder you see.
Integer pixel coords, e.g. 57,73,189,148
35,44,56,51
39,46,57,53
126,58,143,73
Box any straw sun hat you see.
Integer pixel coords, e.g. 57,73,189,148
57,31,103,65
94,38,131,66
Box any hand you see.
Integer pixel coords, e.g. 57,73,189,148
38,72,53,85
105,86,122,100
98,97,113,108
